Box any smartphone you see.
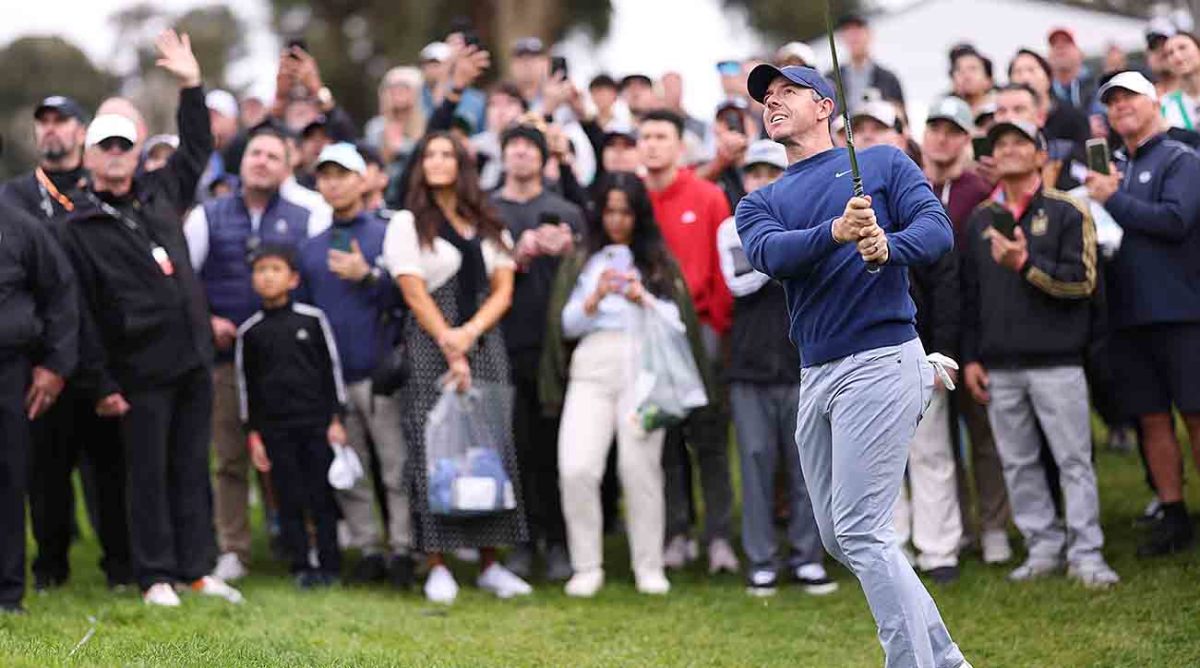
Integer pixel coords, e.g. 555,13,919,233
972,136,992,161
550,56,569,79
286,38,308,56
723,111,744,135
1086,138,1110,175
331,229,353,253
991,207,1018,240
537,212,561,228
730,247,755,277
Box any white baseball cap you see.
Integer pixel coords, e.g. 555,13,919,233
743,139,788,171
205,89,239,119
850,100,897,129
1099,71,1158,103
776,41,817,67
85,114,138,148
419,41,451,63
316,142,368,175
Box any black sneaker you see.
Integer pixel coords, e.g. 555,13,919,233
1134,498,1165,528
388,554,416,589
347,554,387,584
926,565,960,585
296,571,339,589
1137,517,1195,558
544,543,573,582
794,563,839,596
34,573,66,593
745,569,778,597
505,543,534,580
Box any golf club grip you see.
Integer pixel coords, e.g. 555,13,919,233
852,176,882,273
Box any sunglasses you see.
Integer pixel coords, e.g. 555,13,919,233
717,61,741,76
98,137,135,153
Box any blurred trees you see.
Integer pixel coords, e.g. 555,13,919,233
265,0,612,125
0,37,118,178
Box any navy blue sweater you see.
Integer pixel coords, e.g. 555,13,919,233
1104,133,1200,329
297,212,399,384
735,145,953,366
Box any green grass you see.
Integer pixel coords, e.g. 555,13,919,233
2,450,1199,667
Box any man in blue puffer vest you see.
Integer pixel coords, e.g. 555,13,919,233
184,125,329,581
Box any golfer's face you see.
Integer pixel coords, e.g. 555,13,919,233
761,78,825,142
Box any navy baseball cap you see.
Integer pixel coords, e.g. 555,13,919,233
35,96,87,123
747,65,837,108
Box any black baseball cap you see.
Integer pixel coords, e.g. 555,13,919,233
747,64,837,108
602,126,638,147
35,96,87,123
620,74,653,91
836,13,868,29
987,120,1046,151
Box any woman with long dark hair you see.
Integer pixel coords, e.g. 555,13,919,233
382,131,530,603
539,172,716,597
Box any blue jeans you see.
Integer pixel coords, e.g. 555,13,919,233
796,338,963,668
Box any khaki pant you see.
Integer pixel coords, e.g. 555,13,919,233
338,379,411,555
212,362,251,563
893,387,963,570
559,331,665,578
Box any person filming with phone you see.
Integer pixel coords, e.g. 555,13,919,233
1086,71,1200,558
960,119,1118,589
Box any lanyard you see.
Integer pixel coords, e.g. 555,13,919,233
83,190,176,276
35,167,75,216
940,180,952,207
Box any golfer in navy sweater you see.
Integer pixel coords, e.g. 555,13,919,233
736,65,967,668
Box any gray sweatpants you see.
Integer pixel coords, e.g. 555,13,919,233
796,338,963,668
986,366,1104,566
337,380,411,556
730,382,822,573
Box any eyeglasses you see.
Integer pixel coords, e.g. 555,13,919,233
98,137,134,153
716,61,741,76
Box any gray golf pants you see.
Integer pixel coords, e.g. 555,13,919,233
986,366,1104,566
796,338,963,668
730,382,822,573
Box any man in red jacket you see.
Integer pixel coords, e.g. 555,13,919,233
638,109,738,574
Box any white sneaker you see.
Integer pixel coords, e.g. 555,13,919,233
795,563,839,596
707,538,741,574
143,582,181,607
477,563,533,599
1068,560,1120,590
1006,557,1062,582
190,575,244,604
424,565,459,604
635,570,671,595
564,569,605,598
981,529,1014,565
212,552,247,582
663,535,691,570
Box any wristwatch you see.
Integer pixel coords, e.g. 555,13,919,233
317,86,335,111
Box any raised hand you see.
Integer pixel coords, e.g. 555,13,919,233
155,29,202,88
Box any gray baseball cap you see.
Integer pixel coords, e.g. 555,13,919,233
743,139,788,171
926,96,973,133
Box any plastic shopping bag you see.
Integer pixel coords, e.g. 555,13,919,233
424,382,517,517
631,298,709,432
327,442,365,490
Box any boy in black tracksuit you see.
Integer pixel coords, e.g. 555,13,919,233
237,247,347,587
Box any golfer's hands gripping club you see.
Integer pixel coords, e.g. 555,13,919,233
833,195,887,270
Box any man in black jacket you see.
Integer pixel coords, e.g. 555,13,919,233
960,120,1116,589
0,96,134,591
717,140,835,597
58,29,242,608
0,198,79,614
898,233,964,583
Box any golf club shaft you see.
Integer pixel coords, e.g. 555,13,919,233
825,1,880,272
